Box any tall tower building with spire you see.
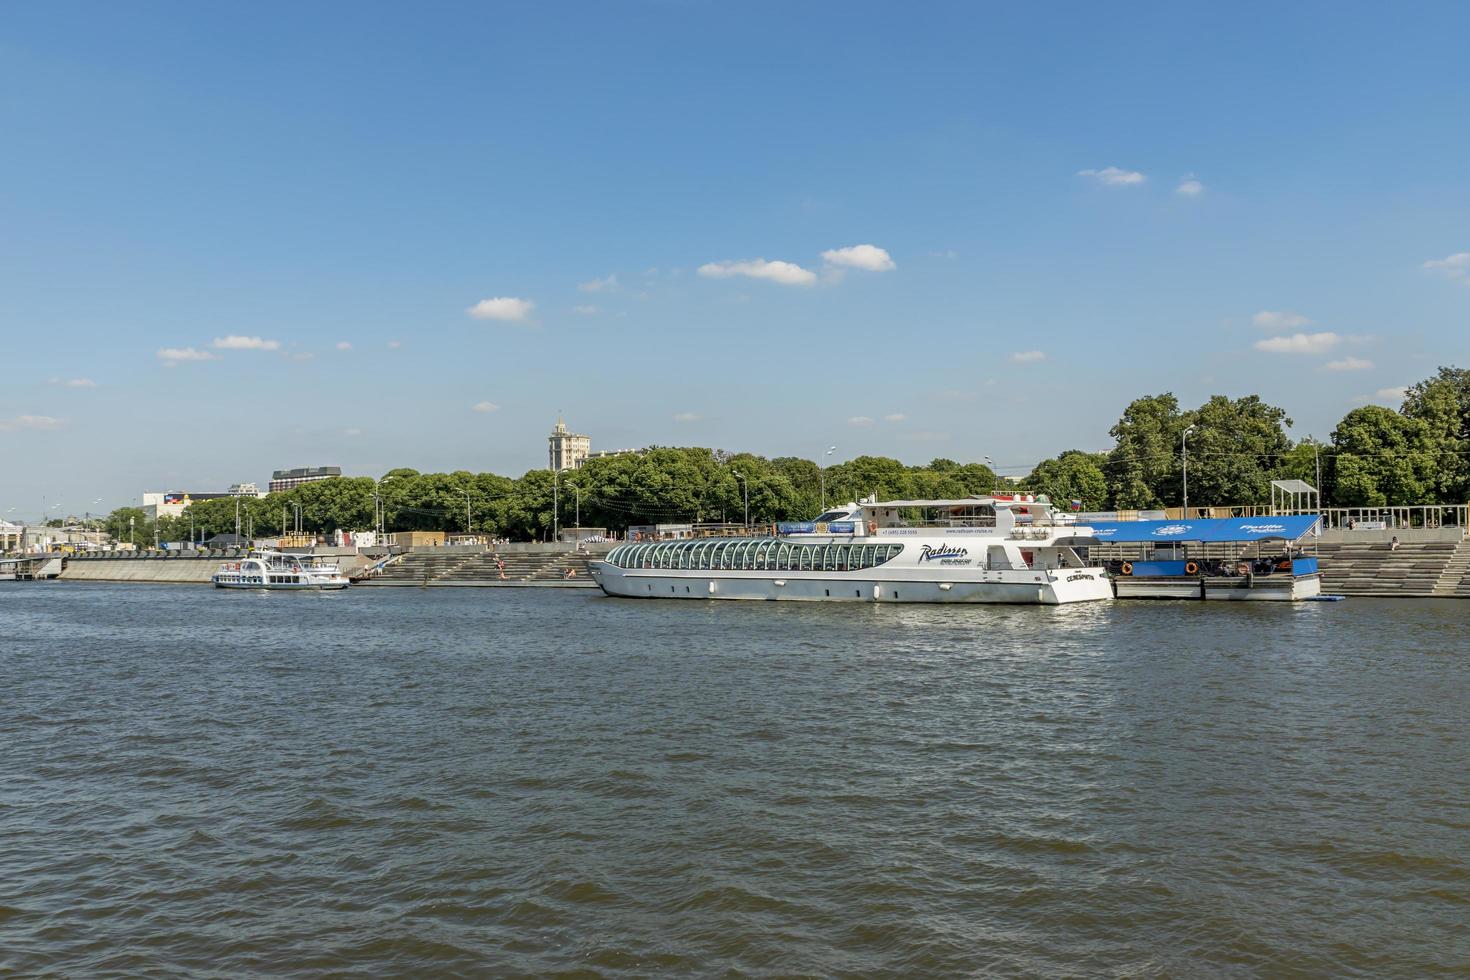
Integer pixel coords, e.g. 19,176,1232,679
548,415,591,471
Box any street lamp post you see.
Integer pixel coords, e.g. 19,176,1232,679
552,469,559,543
461,489,472,534
818,446,837,511
733,470,749,528
1181,424,1197,517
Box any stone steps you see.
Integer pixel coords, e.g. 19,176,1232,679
1315,541,1466,597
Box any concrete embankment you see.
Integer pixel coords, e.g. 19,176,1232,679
60,556,220,584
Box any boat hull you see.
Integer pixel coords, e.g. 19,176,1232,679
212,578,349,590
590,564,1112,605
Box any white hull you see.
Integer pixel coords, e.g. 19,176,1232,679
592,566,1112,605
213,578,349,591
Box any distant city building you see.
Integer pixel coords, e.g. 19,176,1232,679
548,418,592,471
141,491,232,520
269,466,342,493
228,482,266,498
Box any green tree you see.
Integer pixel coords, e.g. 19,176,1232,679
1026,451,1109,510
1106,393,1186,509
1185,395,1293,504
1331,406,1438,505
1401,367,1470,501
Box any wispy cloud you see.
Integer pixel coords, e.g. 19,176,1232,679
883,412,907,422
573,304,600,315
821,244,895,272
697,258,816,287
1176,175,1204,196
157,347,220,363
335,341,352,350
578,274,619,293
672,411,701,422
1252,310,1313,331
467,297,535,321
472,401,500,413
387,340,402,349
1422,252,1470,283
1010,350,1047,363
50,377,97,388
1324,356,1373,371
212,335,281,351
0,414,64,431
1077,166,1146,186
1254,332,1341,354
847,416,875,426
284,351,315,362
1355,386,1408,404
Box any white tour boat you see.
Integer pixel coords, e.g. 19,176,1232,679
211,551,350,590
591,495,1112,605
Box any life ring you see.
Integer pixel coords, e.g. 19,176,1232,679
867,521,878,535
1120,561,1133,576
1185,561,1199,575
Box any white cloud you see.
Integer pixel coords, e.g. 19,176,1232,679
284,351,315,362
472,401,500,413
883,413,907,422
212,335,281,351
344,427,362,436
1356,387,1408,404
821,244,896,272
1252,310,1313,331
929,249,958,259
0,414,64,432
50,377,97,388
1176,176,1204,196
466,297,535,321
387,340,402,349
573,304,600,315
1422,252,1470,282
157,347,220,363
1010,350,1047,363
335,341,352,350
578,274,619,293
1254,332,1341,354
847,416,875,426
1324,356,1373,371
672,411,701,422
1077,166,1146,186
697,258,816,287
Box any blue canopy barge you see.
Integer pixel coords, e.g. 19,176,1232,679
1086,515,1323,601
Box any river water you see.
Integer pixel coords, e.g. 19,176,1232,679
2,583,1466,976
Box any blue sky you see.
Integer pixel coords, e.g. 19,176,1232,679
3,1,1469,517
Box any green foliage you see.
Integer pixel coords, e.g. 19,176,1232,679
1331,406,1439,505
1106,393,1186,509
1185,395,1293,504
1026,451,1108,511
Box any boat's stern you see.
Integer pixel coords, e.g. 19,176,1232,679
1041,567,1114,604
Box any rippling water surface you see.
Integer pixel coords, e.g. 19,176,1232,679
2,583,1467,976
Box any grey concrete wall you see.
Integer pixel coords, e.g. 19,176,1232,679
61,557,219,583
1318,527,1465,544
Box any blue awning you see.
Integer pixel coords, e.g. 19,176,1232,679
1085,515,1320,543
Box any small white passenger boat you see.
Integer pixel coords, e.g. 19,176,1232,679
211,551,350,590
591,495,1112,605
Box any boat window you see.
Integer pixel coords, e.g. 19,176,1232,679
776,543,790,570
813,511,849,523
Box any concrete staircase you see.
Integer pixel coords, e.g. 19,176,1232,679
368,551,480,585
1315,541,1462,597
362,550,596,587
1433,541,1470,596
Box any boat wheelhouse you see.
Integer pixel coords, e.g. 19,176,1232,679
211,551,350,590
591,495,1112,605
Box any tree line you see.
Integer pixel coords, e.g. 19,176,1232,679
102,365,1470,543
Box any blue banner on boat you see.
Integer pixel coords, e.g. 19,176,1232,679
826,521,856,533
778,522,816,534
1085,515,1320,543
